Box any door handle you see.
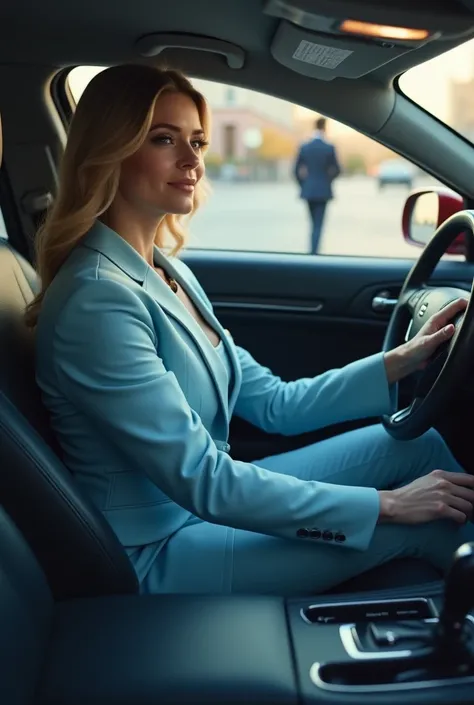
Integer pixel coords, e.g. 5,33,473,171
372,291,398,313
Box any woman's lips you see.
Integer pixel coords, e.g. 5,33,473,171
168,182,195,193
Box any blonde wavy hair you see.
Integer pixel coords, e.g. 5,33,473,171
25,63,210,327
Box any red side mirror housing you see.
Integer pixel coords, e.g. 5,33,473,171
402,188,466,255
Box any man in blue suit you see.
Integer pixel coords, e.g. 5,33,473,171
294,117,341,254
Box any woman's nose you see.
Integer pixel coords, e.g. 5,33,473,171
177,145,200,170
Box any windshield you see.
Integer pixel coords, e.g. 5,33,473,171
400,38,474,141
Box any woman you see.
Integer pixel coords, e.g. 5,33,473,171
28,64,474,595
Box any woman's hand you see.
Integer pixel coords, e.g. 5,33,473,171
384,297,468,385
378,469,474,525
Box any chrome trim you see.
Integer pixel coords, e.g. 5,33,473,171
339,623,431,661
300,596,437,625
372,295,398,312
310,614,474,693
309,662,474,693
212,301,323,313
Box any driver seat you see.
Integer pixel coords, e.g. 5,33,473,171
0,238,138,598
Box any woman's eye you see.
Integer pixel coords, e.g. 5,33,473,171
151,134,173,145
191,139,209,150
151,135,208,150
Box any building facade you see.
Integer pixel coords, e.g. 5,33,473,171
192,79,299,179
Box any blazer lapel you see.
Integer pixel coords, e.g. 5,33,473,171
151,248,234,424
82,222,236,431
153,248,241,408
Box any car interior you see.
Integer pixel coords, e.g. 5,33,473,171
4,0,474,703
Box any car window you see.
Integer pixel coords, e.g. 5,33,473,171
400,38,474,142
68,67,446,260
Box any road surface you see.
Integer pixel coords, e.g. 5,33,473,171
189,175,442,258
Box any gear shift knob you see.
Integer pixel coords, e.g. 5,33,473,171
437,543,474,646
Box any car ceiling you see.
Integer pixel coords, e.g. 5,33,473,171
2,0,474,202
0,0,473,75
0,0,472,122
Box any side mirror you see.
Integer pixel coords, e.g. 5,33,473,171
402,188,466,255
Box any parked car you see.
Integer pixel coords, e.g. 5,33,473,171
377,158,414,189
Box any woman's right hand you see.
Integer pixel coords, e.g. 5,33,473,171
378,469,474,525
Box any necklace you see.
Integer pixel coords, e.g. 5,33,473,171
162,268,179,294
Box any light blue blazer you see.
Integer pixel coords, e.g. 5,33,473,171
36,221,394,572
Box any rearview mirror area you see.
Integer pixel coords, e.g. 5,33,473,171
402,188,466,256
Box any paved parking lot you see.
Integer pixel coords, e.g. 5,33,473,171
189,175,442,259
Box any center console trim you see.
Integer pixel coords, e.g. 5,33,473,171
340,617,438,661
309,614,474,693
300,596,437,625
309,661,474,694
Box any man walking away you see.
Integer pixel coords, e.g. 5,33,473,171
294,117,341,254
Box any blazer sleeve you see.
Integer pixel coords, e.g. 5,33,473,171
52,278,380,552
234,346,396,436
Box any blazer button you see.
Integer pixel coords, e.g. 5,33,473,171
335,533,346,543
310,528,321,539
297,528,309,538
322,530,334,541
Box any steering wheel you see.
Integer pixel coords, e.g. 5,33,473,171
382,210,474,441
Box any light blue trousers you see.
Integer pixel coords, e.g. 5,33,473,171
141,425,474,595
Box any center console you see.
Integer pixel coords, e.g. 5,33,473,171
37,545,474,705
290,543,474,703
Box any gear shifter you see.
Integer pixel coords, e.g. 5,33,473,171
393,544,474,684
435,542,474,655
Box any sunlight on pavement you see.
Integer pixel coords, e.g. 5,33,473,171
189,176,444,259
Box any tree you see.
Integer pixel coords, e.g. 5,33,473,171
344,154,367,175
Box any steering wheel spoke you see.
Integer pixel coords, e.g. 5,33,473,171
401,287,426,315
384,399,426,441
390,399,422,426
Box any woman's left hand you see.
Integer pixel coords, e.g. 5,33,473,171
384,297,468,385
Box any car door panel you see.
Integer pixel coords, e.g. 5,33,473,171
183,251,474,461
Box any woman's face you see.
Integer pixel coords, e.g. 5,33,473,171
118,91,207,218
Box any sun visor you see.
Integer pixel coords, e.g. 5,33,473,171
270,20,416,80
